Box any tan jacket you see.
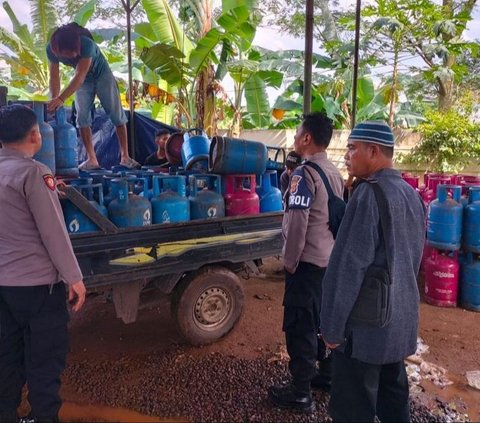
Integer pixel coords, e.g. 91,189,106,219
0,149,82,286
282,151,344,272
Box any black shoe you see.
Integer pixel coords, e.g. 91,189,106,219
268,384,315,413
311,372,331,392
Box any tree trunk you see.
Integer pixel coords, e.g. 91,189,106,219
388,48,399,127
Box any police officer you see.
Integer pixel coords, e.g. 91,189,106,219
0,105,86,423
268,112,344,413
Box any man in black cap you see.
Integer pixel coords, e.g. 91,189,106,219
280,150,302,196
321,121,426,422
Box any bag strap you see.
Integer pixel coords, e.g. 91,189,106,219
368,181,392,276
304,161,336,201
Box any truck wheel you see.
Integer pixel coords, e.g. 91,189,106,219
171,266,245,345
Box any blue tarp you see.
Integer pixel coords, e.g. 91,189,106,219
75,109,177,169
40,106,177,170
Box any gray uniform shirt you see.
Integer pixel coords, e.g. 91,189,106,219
321,168,426,364
282,151,344,271
0,149,83,286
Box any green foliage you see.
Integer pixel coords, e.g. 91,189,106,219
398,110,480,173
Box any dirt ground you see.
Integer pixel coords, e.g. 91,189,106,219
57,257,480,422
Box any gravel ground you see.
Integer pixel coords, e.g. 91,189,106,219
64,348,457,423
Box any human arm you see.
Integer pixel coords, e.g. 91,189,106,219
283,166,315,273
47,57,91,112
49,62,61,98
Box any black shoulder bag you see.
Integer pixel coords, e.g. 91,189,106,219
349,181,393,328
304,161,346,239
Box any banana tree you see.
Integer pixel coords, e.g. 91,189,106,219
139,0,266,133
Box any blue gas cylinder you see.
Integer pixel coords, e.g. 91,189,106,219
181,128,210,171
108,178,152,228
63,183,108,233
124,170,155,199
32,102,56,174
427,185,463,250
463,187,480,253
151,175,190,224
188,174,225,219
209,136,267,175
51,107,78,177
256,170,282,212
460,253,480,312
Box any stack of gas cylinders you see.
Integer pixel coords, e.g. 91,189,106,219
59,129,285,234
402,172,480,312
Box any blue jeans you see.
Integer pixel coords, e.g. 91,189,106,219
74,67,127,128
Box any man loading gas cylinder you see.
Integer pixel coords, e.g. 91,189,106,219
0,104,86,423
268,112,344,413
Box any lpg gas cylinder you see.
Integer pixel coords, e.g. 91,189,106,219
460,253,480,312
401,172,419,190
181,128,210,171
224,175,260,216
427,185,463,250
424,248,459,307
256,170,282,212
32,102,56,173
51,106,78,177
151,175,190,224
63,183,108,233
188,174,225,219
108,178,152,227
463,187,480,253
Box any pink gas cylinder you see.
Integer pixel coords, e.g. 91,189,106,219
420,243,434,276
422,175,452,206
402,172,419,190
456,175,480,196
224,175,260,216
424,248,459,307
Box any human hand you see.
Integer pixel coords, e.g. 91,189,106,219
47,96,64,112
68,281,86,312
325,342,340,350
56,179,67,198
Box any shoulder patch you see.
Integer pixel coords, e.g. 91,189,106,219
288,167,314,210
43,174,56,191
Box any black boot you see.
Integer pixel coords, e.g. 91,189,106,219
268,383,315,413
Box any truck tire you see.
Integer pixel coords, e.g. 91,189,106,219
171,266,245,345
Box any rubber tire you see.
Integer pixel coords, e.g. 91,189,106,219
171,266,245,346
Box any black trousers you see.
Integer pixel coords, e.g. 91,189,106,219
283,262,326,394
0,283,69,422
329,350,410,423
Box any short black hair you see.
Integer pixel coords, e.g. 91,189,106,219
379,144,394,158
0,105,38,144
301,112,333,148
155,128,170,137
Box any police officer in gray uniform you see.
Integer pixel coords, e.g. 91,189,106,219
268,112,344,413
0,105,86,423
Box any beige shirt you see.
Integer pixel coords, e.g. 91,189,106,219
282,151,344,271
0,149,82,286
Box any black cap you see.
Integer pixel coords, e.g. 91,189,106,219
285,151,302,169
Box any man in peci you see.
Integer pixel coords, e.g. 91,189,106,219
321,121,426,422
